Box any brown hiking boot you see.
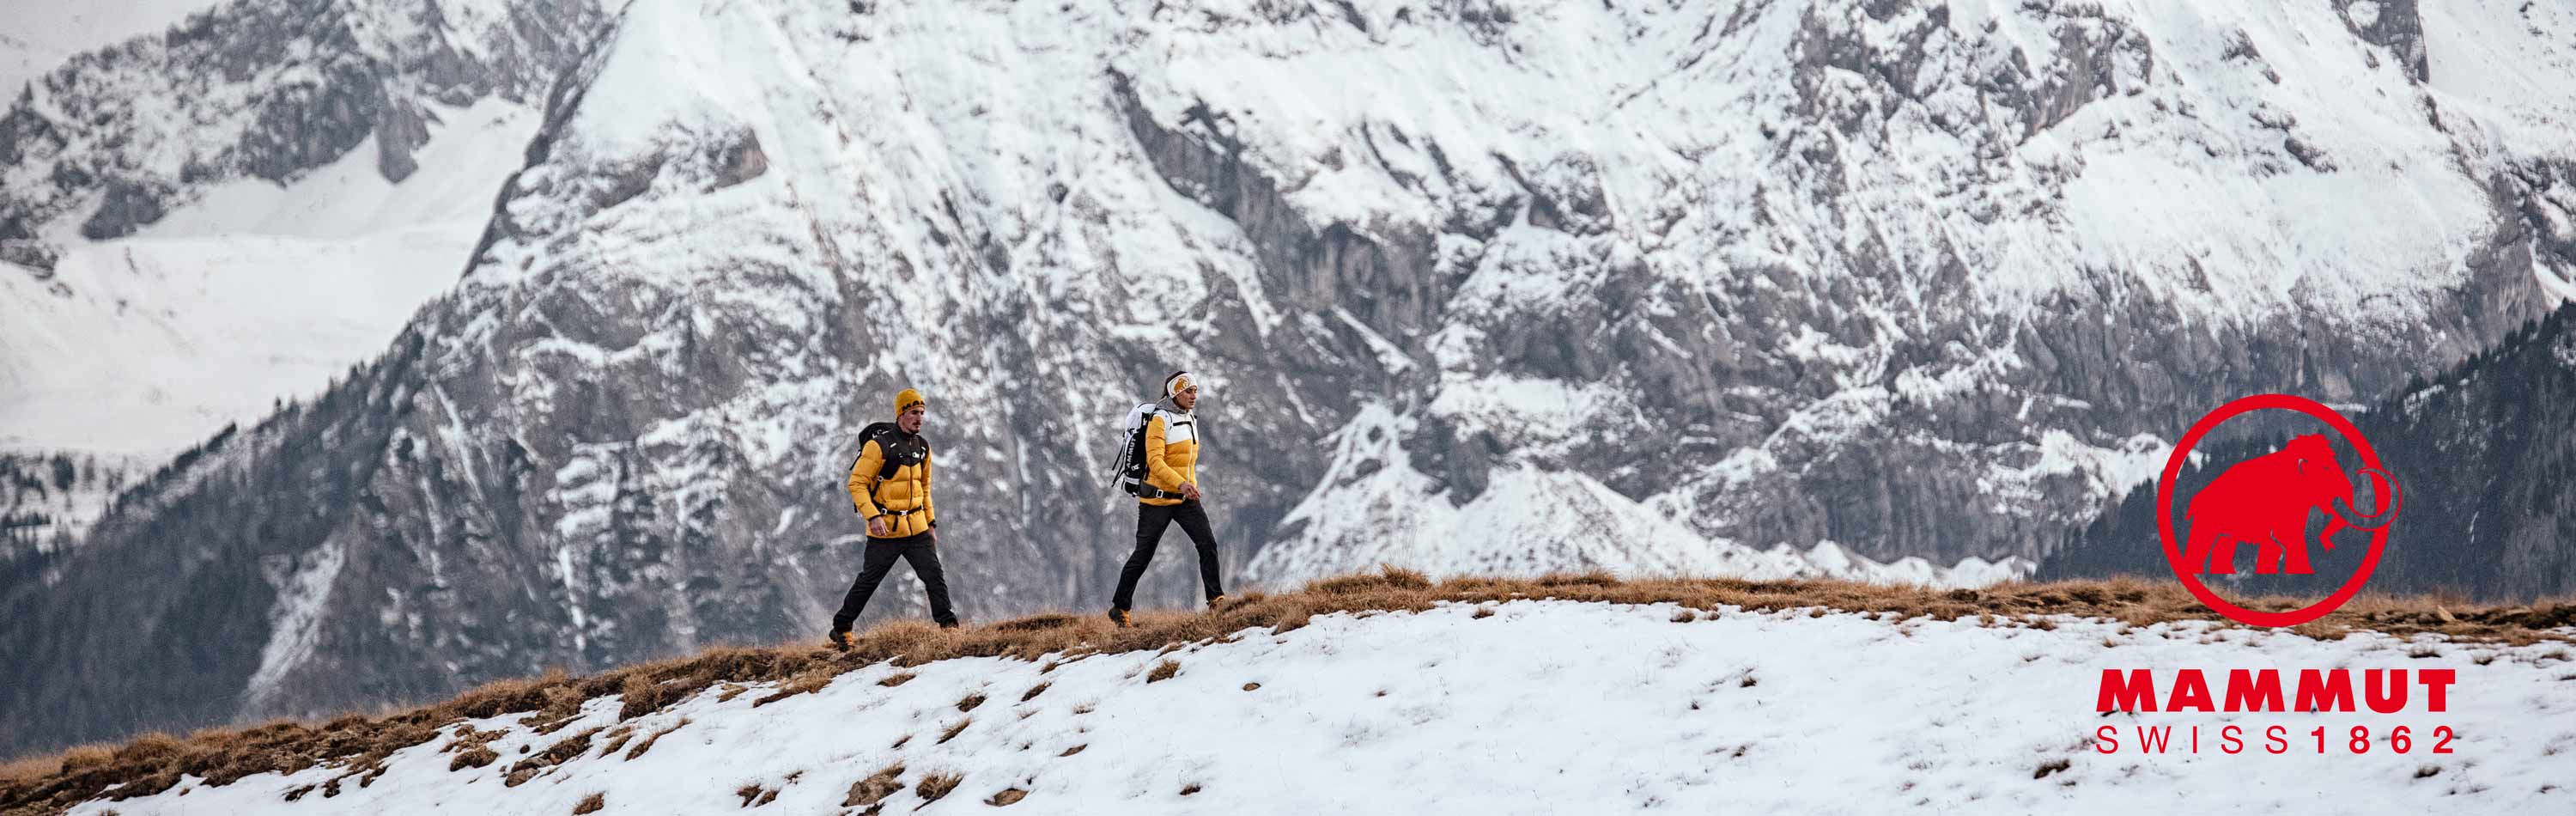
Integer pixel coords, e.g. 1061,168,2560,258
1108,608,1133,628
1207,594,1229,611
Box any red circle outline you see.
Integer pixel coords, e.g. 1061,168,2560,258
2156,393,2388,627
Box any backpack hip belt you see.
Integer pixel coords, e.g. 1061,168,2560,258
1121,478,1187,501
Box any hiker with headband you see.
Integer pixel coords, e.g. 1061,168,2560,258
1107,371,1226,626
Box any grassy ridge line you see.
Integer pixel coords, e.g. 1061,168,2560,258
4,568,2573,814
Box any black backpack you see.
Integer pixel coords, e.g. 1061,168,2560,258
1110,403,1190,498
848,422,920,511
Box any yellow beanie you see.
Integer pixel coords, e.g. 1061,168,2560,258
895,388,926,415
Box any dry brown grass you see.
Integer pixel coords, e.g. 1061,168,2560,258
995,612,1078,632
571,791,604,814
987,787,1029,806
592,725,635,758
842,764,904,808
621,719,689,762
440,724,507,772
1145,660,1181,683
731,780,783,807
752,668,838,707
915,771,963,804
5,566,2567,815
504,727,601,787
0,750,81,789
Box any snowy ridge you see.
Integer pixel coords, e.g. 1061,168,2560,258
0,98,536,457
1247,404,2027,587
67,600,2576,814
0,97,538,541
0,0,594,539
0,0,228,94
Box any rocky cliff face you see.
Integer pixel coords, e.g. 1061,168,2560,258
1242,0,2576,576
0,0,598,250
0,452,143,558
0,0,604,546
5,0,2575,754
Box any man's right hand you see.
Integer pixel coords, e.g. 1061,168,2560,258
867,515,891,537
1180,482,1201,501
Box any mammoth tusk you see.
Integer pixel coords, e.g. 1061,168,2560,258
2330,466,2403,530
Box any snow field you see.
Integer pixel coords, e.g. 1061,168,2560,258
78,600,2576,815
0,100,537,459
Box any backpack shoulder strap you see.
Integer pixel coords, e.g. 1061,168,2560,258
896,435,927,480
866,423,918,480
852,422,899,477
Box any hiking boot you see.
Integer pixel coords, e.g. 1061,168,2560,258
1108,608,1133,628
827,630,854,651
1207,594,1229,611
938,620,962,630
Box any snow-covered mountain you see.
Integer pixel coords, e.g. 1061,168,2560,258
8,0,2576,757
39,600,2576,814
0,0,604,544
0,0,229,94
1,98,539,457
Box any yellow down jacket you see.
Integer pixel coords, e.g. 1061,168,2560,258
849,429,934,539
1141,411,1199,507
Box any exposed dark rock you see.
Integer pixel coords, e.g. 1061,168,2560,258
81,179,172,240
2335,0,2429,82
0,240,59,271
376,100,433,182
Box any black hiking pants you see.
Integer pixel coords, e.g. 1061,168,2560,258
1112,498,1224,610
832,532,957,630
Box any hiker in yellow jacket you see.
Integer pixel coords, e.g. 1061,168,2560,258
1109,371,1227,626
829,387,958,648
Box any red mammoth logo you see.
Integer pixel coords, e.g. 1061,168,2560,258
2158,394,2403,627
